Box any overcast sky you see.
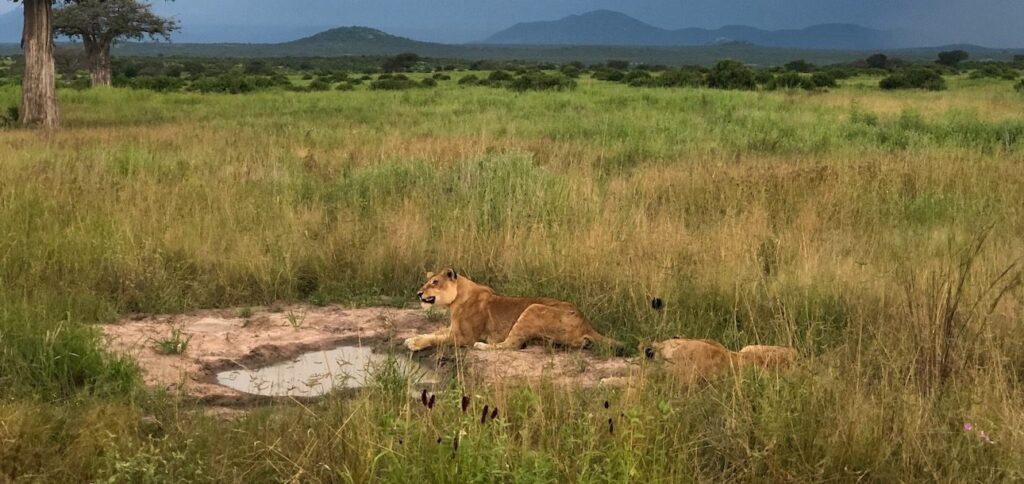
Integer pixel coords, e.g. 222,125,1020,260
2,0,1022,46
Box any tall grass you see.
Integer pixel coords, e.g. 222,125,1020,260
1,78,1023,481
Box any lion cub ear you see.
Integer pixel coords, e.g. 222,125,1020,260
425,271,435,279
446,269,458,280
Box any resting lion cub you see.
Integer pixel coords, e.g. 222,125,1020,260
642,339,798,384
404,268,621,352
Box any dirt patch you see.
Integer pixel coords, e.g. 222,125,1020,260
101,304,636,407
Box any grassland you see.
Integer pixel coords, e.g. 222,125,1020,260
1,75,1024,482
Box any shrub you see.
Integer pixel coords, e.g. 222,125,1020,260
488,70,513,82
308,79,331,91
432,73,451,81
652,69,704,88
420,77,437,87
969,64,1019,80
382,52,421,73
509,72,576,92
335,82,355,91
606,59,630,70
370,75,423,90
0,106,17,128
1016,79,1024,93
122,75,186,92
457,74,480,86
753,70,774,86
810,71,838,88
706,60,757,90
767,72,812,90
784,59,815,72
879,68,947,91
560,65,581,78
623,70,654,87
591,68,625,82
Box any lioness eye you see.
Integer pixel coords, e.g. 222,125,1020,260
432,280,438,285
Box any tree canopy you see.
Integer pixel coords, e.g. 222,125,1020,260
54,0,178,44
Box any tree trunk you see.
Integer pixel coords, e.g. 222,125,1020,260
84,38,113,87
20,0,60,129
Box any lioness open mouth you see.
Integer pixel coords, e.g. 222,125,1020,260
421,296,436,304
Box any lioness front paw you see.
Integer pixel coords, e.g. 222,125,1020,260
404,336,431,352
473,342,493,350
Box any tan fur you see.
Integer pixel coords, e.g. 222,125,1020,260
736,345,798,370
404,268,620,352
643,339,798,384
643,339,741,384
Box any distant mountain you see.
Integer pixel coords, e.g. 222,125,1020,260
484,10,902,50
282,26,435,53
0,8,21,43
2,23,1019,67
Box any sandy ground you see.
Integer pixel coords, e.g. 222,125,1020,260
101,304,636,407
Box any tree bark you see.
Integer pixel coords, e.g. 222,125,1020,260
20,0,60,128
83,37,113,87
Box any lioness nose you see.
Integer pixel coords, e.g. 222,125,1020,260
416,291,424,298
644,347,655,359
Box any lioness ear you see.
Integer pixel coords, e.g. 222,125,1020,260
446,269,457,280
425,271,435,279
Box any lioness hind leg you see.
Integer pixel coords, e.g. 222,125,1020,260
488,304,592,350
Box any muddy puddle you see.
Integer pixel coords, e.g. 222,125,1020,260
101,304,636,408
215,346,438,397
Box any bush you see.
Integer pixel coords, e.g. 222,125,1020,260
784,59,815,72
606,59,630,70
560,65,581,78
420,77,437,87
509,72,576,92
652,69,704,88
810,71,838,89
120,75,186,92
1016,79,1024,93
457,74,480,86
335,82,355,91
0,106,17,128
879,68,947,91
706,60,757,90
767,72,813,90
969,64,1019,80
623,70,654,87
370,74,425,90
308,79,331,91
432,73,451,81
382,52,421,73
591,68,625,82
488,70,513,82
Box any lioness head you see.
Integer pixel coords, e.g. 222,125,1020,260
417,268,459,309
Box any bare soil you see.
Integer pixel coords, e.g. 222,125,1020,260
101,304,636,407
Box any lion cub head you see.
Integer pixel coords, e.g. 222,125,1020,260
417,268,459,309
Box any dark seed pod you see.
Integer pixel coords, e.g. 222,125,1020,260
608,418,614,435
421,389,428,407
428,394,436,409
453,435,460,453
461,395,470,413
490,407,498,421
651,297,664,311
481,405,490,424
603,400,610,409
437,437,443,444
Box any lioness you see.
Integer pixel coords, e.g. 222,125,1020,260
404,268,621,352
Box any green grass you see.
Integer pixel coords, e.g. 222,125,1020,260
1,77,1024,482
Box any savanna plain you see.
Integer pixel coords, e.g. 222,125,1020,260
1,74,1024,482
